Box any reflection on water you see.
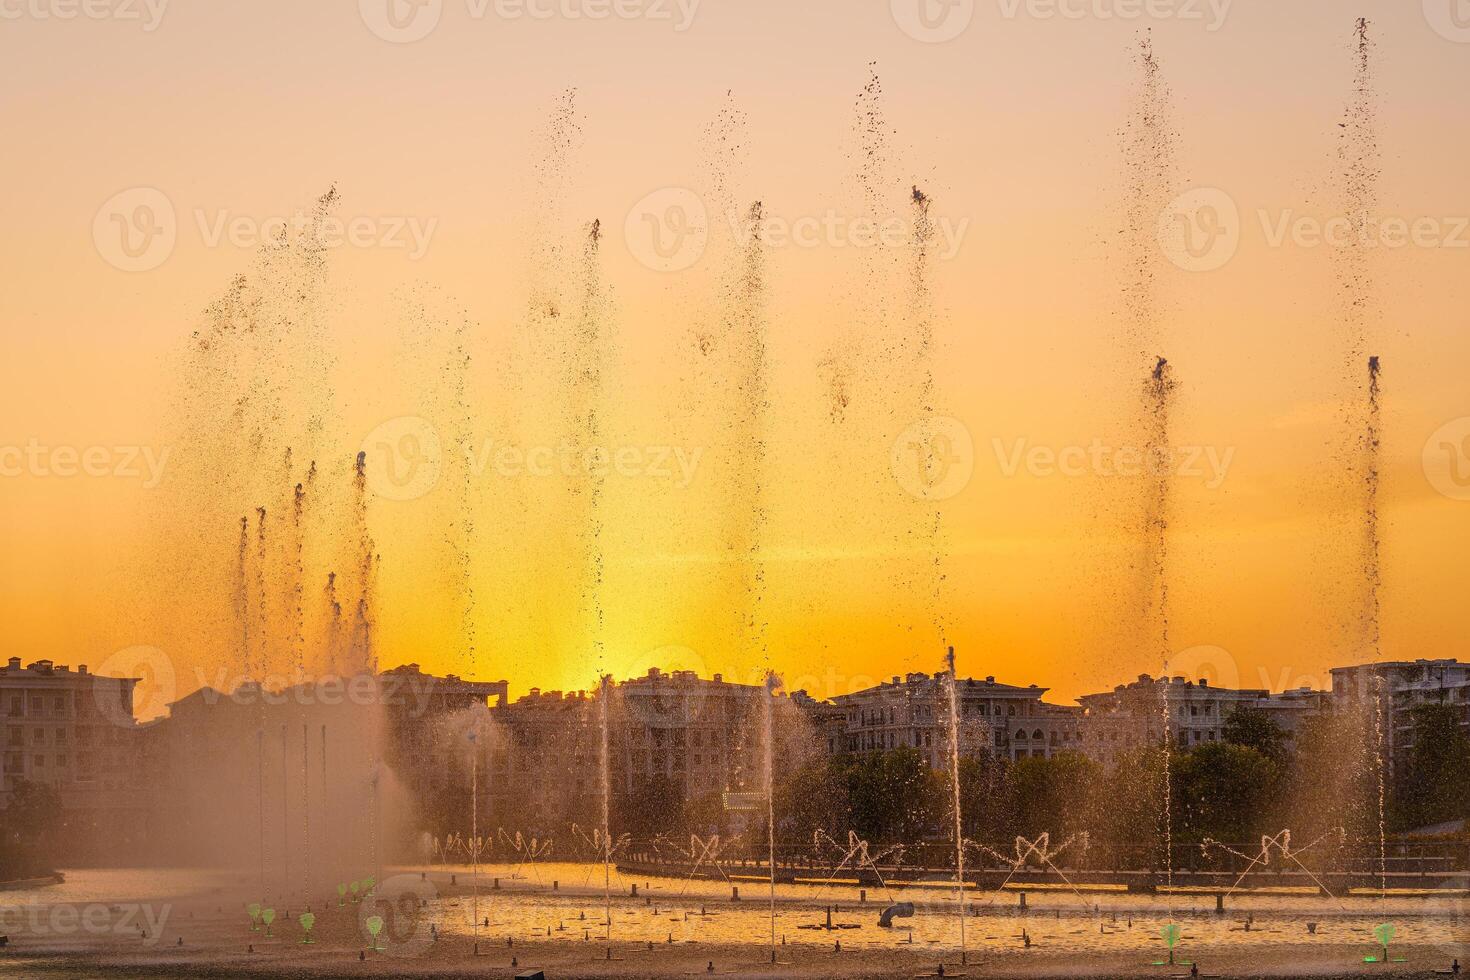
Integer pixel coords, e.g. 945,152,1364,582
7,863,1464,961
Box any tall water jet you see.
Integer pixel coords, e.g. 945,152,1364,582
762,671,780,964
599,674,614,954
1330,18,1387,886
1143,356,1177,896
569,218,609,685
905,185,950,653
254,506,270,679
235,515,253,679
943,645,966,966
1366,355,1385,901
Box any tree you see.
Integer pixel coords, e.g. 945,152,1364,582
1,779,62,875
841,748,941,845
1396,703,1470,830
775,756,849,843
1287,710,1378,841
1007,752,1100,844
1222,706,1288,766
1173,742,1279,844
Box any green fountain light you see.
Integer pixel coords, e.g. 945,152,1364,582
261,907,276,937
366,914,385,952
1151,921,1189,967
1364,922,1403,963
246,902,262,932
337,883,347,907
299,911,316,945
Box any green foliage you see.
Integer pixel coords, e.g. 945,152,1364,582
1007,752,1100,841
613,775,687,838
1285,711,1375,840
836,748,943,845
775,757,848,841
1173,741,1280,843
1221,706,1288,765
1395,703,1470,829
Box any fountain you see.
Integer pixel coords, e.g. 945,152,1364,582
942,647,967,966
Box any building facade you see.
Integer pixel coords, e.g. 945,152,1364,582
0,657,143,826
1329,659,1470,776
831,671,1083,766
1077,673,1328,765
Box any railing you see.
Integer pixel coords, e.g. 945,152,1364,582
617,837,1470,884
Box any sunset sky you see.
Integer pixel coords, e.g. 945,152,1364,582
1,0,1467,717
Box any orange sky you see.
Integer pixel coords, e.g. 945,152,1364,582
1,0,1468,716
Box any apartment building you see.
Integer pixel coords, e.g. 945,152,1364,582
1329,659,1470,775
830,671,1083,766
0,657,142,824
1077,673,1328,765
